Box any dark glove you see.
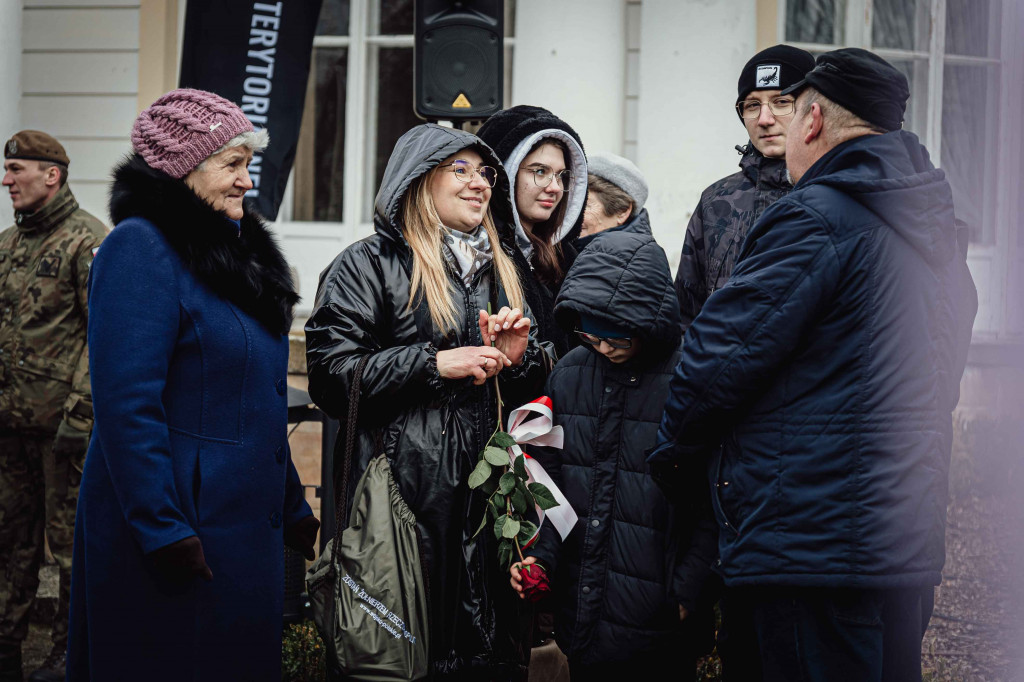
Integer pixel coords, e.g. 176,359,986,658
150,536,213,582
52,419,91,459
284,515,320,561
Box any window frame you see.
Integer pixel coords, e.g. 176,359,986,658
777,0,1022,340
278,0,515,239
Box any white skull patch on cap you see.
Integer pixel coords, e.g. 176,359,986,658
756,64,780,88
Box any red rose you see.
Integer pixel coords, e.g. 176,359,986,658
520,563,551,603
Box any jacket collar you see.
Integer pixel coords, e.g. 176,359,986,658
738,143,791,191
109,153,299,335
15,184,78,235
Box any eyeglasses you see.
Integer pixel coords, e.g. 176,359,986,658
736,96,796,120
575,330,632,349
521,166,573,191
438,160,498,187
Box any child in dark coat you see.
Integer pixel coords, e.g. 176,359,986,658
510,230,718,679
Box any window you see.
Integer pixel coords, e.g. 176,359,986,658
288,0,516,226
781,0,1003,243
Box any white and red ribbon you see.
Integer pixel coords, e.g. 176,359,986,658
506,397,578,543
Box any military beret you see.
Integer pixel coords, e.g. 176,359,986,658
782,48,910,132
4,130,70,167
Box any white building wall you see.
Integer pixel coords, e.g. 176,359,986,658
636,0,757,270
511,0,627,156
12,0,140,228
0,4,23,148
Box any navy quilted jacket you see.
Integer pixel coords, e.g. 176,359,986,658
649,131,977,589
527,231,718,664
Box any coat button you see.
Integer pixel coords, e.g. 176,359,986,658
591,519,599,528
629,376,637,383
270,512,282,528
604,386,612,393
275,445,284,464
582,586,590,594
276,379,286,396
722,481,730,487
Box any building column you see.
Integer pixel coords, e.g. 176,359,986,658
0,2,23,138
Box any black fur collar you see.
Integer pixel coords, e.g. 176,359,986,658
109,154,298,335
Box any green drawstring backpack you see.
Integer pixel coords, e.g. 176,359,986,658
307,356,430,681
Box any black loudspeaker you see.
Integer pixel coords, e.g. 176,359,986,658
414,0,503,121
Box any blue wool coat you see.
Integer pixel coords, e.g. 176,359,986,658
649,131,977,589
67,156,312,681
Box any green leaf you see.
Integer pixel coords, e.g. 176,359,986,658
471,512,489,539
488,494,505,518
480,474,499,496
483,446,509,466
516,476,536,509
510,487,529,515
467,459,492,489
528,482,559,510
497,539,513,569
517,519,538,544
491,431,517,448
513,454,527,479
502,517,521,539
498,472,516,495
493,514,508,540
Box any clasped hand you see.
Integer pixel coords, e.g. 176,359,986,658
436,307,531,385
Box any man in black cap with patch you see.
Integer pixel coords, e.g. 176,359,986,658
0,131,106,682
650,48,977,681
674,44,815,334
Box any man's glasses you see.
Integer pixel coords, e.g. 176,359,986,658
736,96,796,119
575,330,632,349
521,166,573,191
438,160,498,187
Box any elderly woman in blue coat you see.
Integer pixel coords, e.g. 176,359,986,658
66,89,318,681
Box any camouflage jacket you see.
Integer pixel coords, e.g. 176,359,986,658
0,184,107,434
674,145,791,333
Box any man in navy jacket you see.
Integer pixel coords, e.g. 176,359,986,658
649,48,977,682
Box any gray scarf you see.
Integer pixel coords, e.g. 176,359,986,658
441,224,493,286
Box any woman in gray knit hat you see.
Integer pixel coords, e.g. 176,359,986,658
576,151,652,251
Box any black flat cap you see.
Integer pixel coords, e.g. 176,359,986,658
782,48,910,132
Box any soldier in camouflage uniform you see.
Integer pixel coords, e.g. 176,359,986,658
0,130,106,682
671,46,814,682
675,45,816,333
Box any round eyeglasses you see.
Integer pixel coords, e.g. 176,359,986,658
575,330,632,349
438,161,498,188
521,166,573,191
736,96,796,120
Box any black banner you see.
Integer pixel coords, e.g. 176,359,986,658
179,0,323,221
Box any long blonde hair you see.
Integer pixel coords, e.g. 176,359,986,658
402,167,525,333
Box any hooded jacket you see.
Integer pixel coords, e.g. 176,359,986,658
526,231,717,664
573,207,653,252
650,131,978,589
305,124,546,679
68,154,312,681
674,144,791,333
477,106,589,359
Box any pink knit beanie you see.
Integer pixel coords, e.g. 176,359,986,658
131,88,254,179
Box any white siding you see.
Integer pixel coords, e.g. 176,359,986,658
12,2,140,227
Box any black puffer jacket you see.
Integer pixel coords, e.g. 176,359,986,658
305,124,546,679
573,207,653,252
526,231,718,665
477,105,589,359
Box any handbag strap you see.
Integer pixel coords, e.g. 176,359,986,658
333,354,370,551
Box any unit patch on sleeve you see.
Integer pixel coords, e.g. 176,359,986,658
37,255,62,278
